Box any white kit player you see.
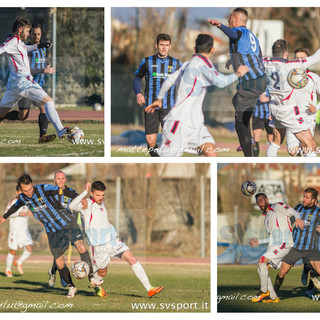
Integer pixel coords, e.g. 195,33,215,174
286,48,320,156
69,181,164,298
0,17,73,140
264,39,320,157
145,33,249,157
5,186,33,277
249,193,304,303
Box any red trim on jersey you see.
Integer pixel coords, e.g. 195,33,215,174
276,219,279,228
89,211,93,224
174,76,197,108
195,54,213,68
281,88,294,101
293,106,300,115
311,90,314,101
261,256,266,263
165,139,171,146
287,217,292,232
286,59,302,64
18,50,24,61
280,242,286,249
9,54,18,72
170,121,180,134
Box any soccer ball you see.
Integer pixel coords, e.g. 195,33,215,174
67,126,84,144
287,68,309,89
241,180,257,196
71,261,89,279
92,103,102,111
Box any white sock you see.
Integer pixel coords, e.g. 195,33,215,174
44,101,64,137
93,271,104,282
132,262,151,292
304,151,317,157
17,249,31,265
267,275,277,300
258,263,269,293
266,142,280,157
6,253,14,270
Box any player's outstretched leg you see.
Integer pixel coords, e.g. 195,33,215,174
57,264,77,298
14,247,32,274
38,113,56,143
5,251,15,277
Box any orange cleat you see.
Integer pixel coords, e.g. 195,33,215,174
94,286,107,297
148,286,164,297
251,290,270,302
5,269,13,278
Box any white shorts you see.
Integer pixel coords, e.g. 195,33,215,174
269,104,313,134
8,230,33,251
89,227,129,270
0,77,47,109
158,120,215,157
286,120,316,151
263,244,291,269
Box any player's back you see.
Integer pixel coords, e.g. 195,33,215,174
6,198,29,233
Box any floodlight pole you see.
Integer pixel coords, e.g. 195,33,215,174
116,177,121,235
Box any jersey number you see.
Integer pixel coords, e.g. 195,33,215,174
271,71,280,90
249,33,257,52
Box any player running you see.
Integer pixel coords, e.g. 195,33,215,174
69,181,164,297
249,193,304,303
264,39,320,157
145,34,249,157
273,188,320,299
0,173,98,298
5,185,33,277
0,18,73,140
285,48,320,156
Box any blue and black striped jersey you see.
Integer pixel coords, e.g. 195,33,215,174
135,55,182,109
292,204,320,250
229,26,264,81
29,47,47,87
253,89,270,120
4,184,78,233
53,185,74,209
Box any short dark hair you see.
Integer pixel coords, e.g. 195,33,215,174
294,47,309,57
272,39,288,57
16,184,20,192
156,33,171,44
195,34,214,54
232,8,248,18
17,173,33,189
92,181,106,192
33,23,42,30
304,187,318,200
12,17,32,33
255,193,268,201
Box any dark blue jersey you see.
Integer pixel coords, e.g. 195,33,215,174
253,89,270,120
29,47,47,87
228,26,264,81
53,185,74,209
292,204,320,250
4,184,78,234
135,55,182,109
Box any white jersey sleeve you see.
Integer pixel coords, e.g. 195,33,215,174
157,66,184,100
301,49,320,69
273,202,300,219
202,65,238,88
69,190,88,212
26,44,37,52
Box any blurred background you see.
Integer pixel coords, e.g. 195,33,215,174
217,163,320,264
0,163,210,258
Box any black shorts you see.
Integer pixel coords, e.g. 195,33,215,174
282,247,320,265
252,117,273,134
144,108,171,135
17,97,32,110
47,221,84,259
232,75,267,113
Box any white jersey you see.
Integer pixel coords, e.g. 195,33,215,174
0,36,37,90
157,54,238,128
5,198,30,235
264,202,300,247
69,190,113,246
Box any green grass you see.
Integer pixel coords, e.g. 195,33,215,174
0,262,210,313
0,122,104,157
218,265,320,312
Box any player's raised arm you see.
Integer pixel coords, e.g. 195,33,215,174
69,183,91,212
302,48,320,68
0,199,25,224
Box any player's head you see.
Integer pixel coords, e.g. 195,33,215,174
294,48,309,60
31,24,42,45
229,8,248,28
303,187,318,208
12,17,32,41
17,173,34,198
54,171,66,188
91,181,106,205
15,184,21,196
255,193,269,212
155,33,171,58
272,39,288,58
195,34,214,55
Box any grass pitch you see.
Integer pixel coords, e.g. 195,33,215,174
0,261,210,313
0,122,104,157
218,265,320,312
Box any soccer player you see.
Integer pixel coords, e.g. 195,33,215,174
273,188,320,299
0,173,98,298
69,181,164,297
208,8,267,157
264,39,320,157
285,48,320,156
134,33,182,157
252,90,273,157
249,193,304,303
0,18,73,140
5,185,33,277
2,24,56,144
145,34,249,157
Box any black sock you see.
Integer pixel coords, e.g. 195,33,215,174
304,263,313,274
235,111,253,157
4,110,19,120
148,144,159,157
58,266,75,287
252,141,259,157
38,113,49,137
80,251,93,279
310,269,319,278
51,260,58,274
274,274,284,294
307,278,315,291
